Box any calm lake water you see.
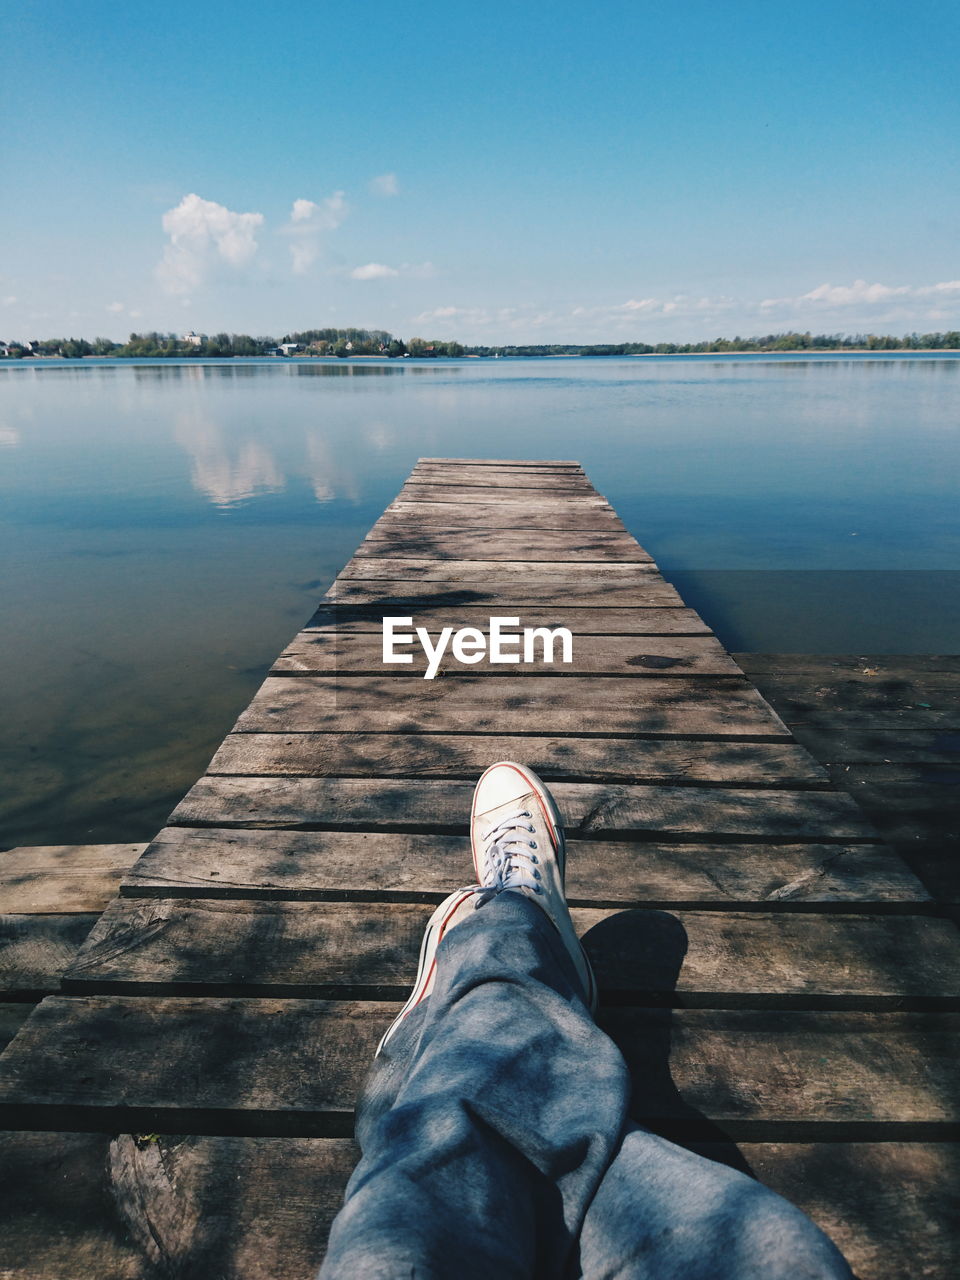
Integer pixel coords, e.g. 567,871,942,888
1,354,958,846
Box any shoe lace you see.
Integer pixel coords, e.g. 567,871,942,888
474,810,543,906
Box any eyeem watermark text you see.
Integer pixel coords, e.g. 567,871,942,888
382,616,573,679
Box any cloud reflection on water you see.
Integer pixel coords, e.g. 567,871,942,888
306,431,362,503
173,409,380,508
175,411,285,507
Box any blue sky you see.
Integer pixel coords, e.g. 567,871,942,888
2,0,959,344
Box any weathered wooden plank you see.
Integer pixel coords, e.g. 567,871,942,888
823,766,960,901
788,726,960,765
736,654,960,678
0,844,146,913
377,503,628,531
1,1003,34,1051
604,1008,960,1137
734,653,960,906
234,675,790,737
897,840,960,906
168,777,874,839
402,477,596,494
393,490,613,512
405,470,594,485
0,1132,152,1279
416,457,583,467
728,672,960,731
738,1142,960,1280
412,464,585,475
412,457,585,469
207,732,826,785
64,899,959,1008
356,529,652,561
0,996,378,1136
397,484,611,505
340,557,661,580
110,1133,355,1279
408,471,595,490
1,1133,952,1280
325,577,682,606
822,768,960,902
824,768,960,901
272,634,742,678
1,999,956,1138
405,467,587,481
124,827,928,907
825,763,960,811
118,1133,354,1280
1,915,101,998
304,606,709,635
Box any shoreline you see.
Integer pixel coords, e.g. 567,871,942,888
3,347,960,364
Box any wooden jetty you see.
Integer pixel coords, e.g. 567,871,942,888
1,459,959,1279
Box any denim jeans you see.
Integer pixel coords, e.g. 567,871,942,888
321,891,852,1279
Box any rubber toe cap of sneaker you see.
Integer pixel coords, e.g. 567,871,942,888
473,762,541,818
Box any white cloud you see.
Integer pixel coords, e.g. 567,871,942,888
618,298,661,313
284,192,348,274
761,278,960,312
291,198,316,223
421,305,461,319
157,193,264,295
370,172,399,197
2,295,16,306
106,301,125,313
289,192,347,230
351,262,400,280
418,280,960,343
805,280,907,306
413,304,550,331
571,295,736,326
350,261,433,281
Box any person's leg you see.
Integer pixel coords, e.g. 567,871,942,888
321,888,630,1279
320,762,852,1280
577,1124,853,1279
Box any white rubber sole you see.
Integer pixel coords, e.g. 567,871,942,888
375,887,476,1056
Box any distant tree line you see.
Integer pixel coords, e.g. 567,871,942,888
0,328,465,359
467,330,960,357
2,328,958,360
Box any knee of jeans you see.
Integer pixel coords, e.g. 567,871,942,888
734,1186,851,1279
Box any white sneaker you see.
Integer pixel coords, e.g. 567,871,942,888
471,761,598,1011
377,763,598,1057
376,887,477,1056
